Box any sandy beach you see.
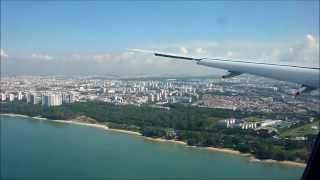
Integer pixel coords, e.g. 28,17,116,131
44,119,141,136
145,137,241,155
52,120,111,130
0,113,307,168
145,137,187,145
205,147,241,155
107,128,141,135
250,158,306,168
144,137,305,167
32,116,50,120
1,113,30,118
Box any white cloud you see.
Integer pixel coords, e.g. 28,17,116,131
31,53,53,60
1,49,8,58
226,51,233,57
270,34,319,66
271,48,281,57
288,47,293,53
195,47,207,54
180,47,189,54
71,54,81,60
92,53,111,62
306,34,317,47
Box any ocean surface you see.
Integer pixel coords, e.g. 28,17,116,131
1,116,304,180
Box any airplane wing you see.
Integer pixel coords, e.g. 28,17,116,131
129,49,320,89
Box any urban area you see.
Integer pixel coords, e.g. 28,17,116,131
1,75,319,137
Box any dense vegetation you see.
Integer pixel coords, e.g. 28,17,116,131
1,101,318,163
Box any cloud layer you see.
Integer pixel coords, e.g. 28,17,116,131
1,35,319,76
270,34,319,66
31,53,53,60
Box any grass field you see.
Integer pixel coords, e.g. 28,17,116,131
279,121,319,138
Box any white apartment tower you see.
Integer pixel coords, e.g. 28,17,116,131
9,94,15,102
18,92,23,101
0,93,6,101
42,94,62,106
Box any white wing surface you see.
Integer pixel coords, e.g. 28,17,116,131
129,49,320,89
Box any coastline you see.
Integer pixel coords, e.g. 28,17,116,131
0,113,306,168
205,147,241,155
248,156,306,168
0,113,30,118
32,116,142,136
145,137,187,145
53,120,141,136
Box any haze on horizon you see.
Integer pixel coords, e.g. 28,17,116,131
1,1,319,77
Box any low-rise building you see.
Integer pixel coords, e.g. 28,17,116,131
259,120,282,127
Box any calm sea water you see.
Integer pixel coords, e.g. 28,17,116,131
1,116,304,180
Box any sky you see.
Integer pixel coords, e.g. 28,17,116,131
1,1,319,76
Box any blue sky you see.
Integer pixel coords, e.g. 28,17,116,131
0,1,319,76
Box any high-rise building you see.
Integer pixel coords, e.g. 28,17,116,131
148,94,155,102
62,93,73,104
27,93,40,104
33,95,41,104
0,93,6,101
18,92,23,101
170,96,177,103
9,94,15,102
164,92,168,100
26,93,31,103
42,94,62,106
42,94,50,106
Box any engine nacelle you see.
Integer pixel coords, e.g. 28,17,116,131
293,85,314,97
222,71,242,79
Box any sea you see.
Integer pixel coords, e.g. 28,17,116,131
0,115,304,180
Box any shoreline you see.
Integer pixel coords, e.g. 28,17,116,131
1,113,141,136
145,137,187,145
33,116,142,136
248,156,306,168
205,147,241,155
0,113,306,168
